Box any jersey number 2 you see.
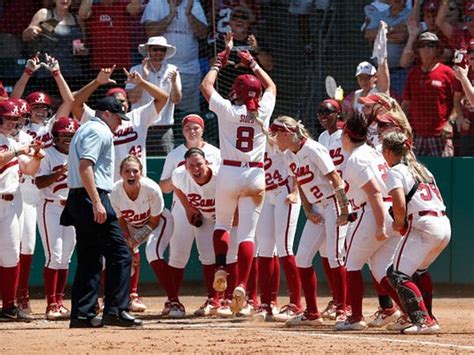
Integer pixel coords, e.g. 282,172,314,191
236,127,254,152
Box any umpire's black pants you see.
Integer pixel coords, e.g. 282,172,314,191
62,188,131,320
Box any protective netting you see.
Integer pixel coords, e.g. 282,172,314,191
0,0,473,156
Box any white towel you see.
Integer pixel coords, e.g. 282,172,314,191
372,20,388,66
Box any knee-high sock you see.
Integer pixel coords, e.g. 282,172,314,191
56,269,68,304
280,255,302,308
346,270,364,321
213,229,230,267
380,276,404,312
202,264,218,301
331,266,347,311
321,257,336,301
247,257,259,304
17,254,33,300
224,262,238,300
372,272,393,310
44,267,58,305
400,280,433,323
150,260,175,300
169,266,184,301
0,265,19,309
236,241,254,288
414,272,433,318
271,256,280,304
258,257,274,305
298,267,319,314
130,252,140,295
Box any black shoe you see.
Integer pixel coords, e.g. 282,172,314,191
69,315,103,328
103,311,143,327
0,306,33,322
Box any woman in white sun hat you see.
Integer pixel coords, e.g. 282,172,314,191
126,36,182,154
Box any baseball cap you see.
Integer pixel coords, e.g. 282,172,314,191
465,1,474,14
95,97,130,121
182,114,204,129
422,0,439,13
358,93,393,110
106,87,128,99
418,31,439,42
355,61,377,77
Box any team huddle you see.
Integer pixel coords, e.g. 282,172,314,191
0,40,450,335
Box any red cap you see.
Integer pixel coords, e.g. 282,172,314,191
25,91,52,107
52,117,80,135
106,87,128,99
465,1,474,13
10,98,30,115
0,100,20,117
422,0,439,12
182,114,204,129
0,81,8,99
358,93,392,110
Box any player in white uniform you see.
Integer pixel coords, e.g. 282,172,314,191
0,100,45,321
336,114,404,331
252,141,302,322
200,42,276,314
159,115,221,317
109,156,174,315
270,115,349,327
383,131,450,334
36,117,79,320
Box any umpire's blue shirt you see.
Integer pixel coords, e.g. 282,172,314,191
67,117,115,192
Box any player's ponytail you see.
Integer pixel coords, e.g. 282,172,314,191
271,115,312,142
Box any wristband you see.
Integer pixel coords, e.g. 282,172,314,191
250,60,260,71
52,69,60,77
210,66,220,72
24,68,34,76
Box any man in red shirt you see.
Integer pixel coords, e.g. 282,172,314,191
402,31,456,157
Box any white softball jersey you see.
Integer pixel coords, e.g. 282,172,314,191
0,134,21,194
386,164,446,217
37,146,69,201
209,91,276,162
171,165,218,221
343,143,390,210
82,102,161,180
264,142,291,190
24,121,54,148
283,139,336,204
110,176,165,228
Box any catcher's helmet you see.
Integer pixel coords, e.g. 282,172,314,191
52,117,79,136
230,74,262,111
0,100,20,118
25,91,52,107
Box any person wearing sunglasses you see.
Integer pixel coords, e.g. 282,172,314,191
401,31,457,157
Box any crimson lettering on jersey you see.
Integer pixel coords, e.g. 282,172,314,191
239,114,255,124
289,163,314,185
188,193,215,213
418,182,443,202
51,164,68,193
121,208,151,226
329,147,344,166
113,127,138,146
377,162,390,182
26,130,53,147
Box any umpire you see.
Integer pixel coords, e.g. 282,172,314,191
62,96,142,328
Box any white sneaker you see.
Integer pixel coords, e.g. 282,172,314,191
270,302,279,315
238,300,257,317
58,303,71,319
46,303,62,321
17,297,32,315
402,320,440,335
368,307,401,328
251,304,274,323
168,301,186,318
386,314,412,331
286,311,324,327
273,304,303,322
161,301,172,316
321,300,337,320
194,299,218,317
335,317,368,331
213,268,227,292
129,293,146,313
230,285,246,315
216,300,233,318
335,310,347,325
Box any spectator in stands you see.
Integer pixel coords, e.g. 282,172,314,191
214,6,273,98
141,0,209,114
206,0,258,37
402,31,456,157
364,0,410,97
78,0,142,77
22,0,88,83
436,0,472,50
126,36,182,154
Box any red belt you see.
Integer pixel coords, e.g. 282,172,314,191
46,198,67,207
383,197,392,202
223,159,264,168
418,210,446,217
266,178,289,191
1,193,14,201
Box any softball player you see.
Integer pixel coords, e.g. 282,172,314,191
0,100,45,321
201,44,276,314
109,156,174,315
270,116,349,327
383,131,450,334
159,115,221,316
252,142,302,322
336,114,403,331
36,117,79,320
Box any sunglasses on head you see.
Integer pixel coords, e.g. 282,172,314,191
318,108,337,116
149,46,167,52
465,15,474,23
418,42,437,48
231,14,249,21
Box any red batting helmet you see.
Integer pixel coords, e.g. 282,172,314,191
230,74,262,111
25,91,52,107
52,117,79,136
0,100,21,118
10,98,30,116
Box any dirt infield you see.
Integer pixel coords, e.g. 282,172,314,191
1,295,473,354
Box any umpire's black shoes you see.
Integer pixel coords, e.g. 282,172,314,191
103,311,143,327
69,315,104,328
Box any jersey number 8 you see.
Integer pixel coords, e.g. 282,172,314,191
236,127,254,152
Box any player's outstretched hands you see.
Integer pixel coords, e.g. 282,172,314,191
40,53,60,74
124,68,144,86
237,50,255,68
96,65,117,85
25,52,42,74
